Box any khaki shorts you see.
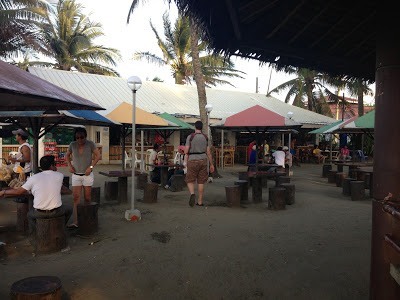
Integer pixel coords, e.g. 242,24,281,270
185,159,208,184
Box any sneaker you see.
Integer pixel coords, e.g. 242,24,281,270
189,194,195,207
164,185,170,189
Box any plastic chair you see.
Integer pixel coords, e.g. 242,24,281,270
134,153,141,169
124,151,132,168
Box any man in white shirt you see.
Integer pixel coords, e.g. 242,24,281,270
272,146,286,168
0,155,72,235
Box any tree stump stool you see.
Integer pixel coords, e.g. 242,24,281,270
10,276,62,300
137,173,148,190
276,176,290,187
335,172,347,187
234,180,249,203
337,164,344,173
16,202,29,233
356,170,366,182
350,181,365,201
91,187,101,206
225,185,241,207
238,171,249,181
327,170,338,183
261,174,268,188
322,164,332,177
170,174,185,192
268,187,286,210
63,176,69,188
36,216,67,253
348,166,358,178
143,182,158,203
77,202,99,236
342,178,356,196
279,183,295,205
104,181,118,201
252,176,262,203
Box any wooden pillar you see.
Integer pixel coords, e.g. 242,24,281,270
370,9,400,298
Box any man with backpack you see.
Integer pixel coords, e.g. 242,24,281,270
184,121,215,207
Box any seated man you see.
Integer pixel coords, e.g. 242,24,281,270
339,145,352,160
312,144,326,164
0,155,72,235
148,143,161,184
165,145,186,190
272,146,286,169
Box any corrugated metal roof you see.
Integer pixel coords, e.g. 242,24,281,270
28,67,336,126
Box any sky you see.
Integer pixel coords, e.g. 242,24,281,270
65,0,374,104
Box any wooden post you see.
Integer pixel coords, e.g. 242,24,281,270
16,202,29,233
279,183,295,205
77,202,99,236
91,187,101,206
104,181,118,201
36,216,67,253
10,276,62,300
225,186,241,207
268,187,286,210
143,183,158,203
234,180,249,203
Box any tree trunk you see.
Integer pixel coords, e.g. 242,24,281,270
306,85,314,111
358,90,364,116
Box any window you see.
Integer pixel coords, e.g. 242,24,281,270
95,131,101,143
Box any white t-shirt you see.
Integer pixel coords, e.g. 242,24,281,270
273,150,286,168
22,170,63,210
13,142,32,173
148,149,158,171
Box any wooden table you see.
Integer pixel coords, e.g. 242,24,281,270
246,163,280,172
99,170,138,203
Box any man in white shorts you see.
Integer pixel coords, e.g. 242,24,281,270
65,127,101,228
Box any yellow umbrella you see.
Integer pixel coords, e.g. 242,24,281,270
105,102,168,126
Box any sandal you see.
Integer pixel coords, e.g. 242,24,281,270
67,223,78,228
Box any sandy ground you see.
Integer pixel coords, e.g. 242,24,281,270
0,163,371,299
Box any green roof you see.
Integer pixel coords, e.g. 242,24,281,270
158,113,194,129
354,110,375,128
309,120,343,134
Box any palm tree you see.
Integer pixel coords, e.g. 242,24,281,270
0,0,47,58
267,67,334,114
344,78,374,116
133,12,244,87
39,0,121,76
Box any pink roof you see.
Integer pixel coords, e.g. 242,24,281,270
224,105,285,127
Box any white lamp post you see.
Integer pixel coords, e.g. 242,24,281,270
125,76,142,221
287,111,294,151
205,104,213,174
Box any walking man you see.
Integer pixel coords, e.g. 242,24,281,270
184,121,214,207
65,127,101,228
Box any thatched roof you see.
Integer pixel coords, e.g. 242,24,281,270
176,0,376,81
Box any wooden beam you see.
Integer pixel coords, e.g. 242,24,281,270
266,0,306,39
241,0,279,23
225,0,241,40
345,31,375,57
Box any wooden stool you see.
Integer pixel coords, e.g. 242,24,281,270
252,176,262,203
364,173,371,189
77,202,98,236
170,174,185,192
279,183,295,205
322,164,332,177
16,202,29,233
36,216,67,253
337,164,344,173
238,172,249,185
342,178,356,196
91,187,101,206
143,183,158,203
268,187,286,210
356,170,366,182
276,176,290,187
104,181,118,201
335,172,347,187
348,166,358,178
261,174,268,188
350,181,365,201
225,186,241,207
63,176,69,188
10,276,62,300
234,180,249,203
137,173,148,190
327,170,338,183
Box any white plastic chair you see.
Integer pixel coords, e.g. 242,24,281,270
134,153,141,169
124,151,132,168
